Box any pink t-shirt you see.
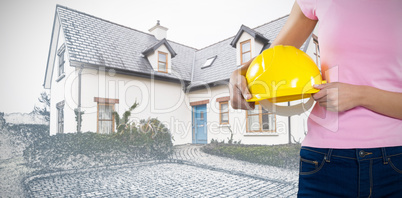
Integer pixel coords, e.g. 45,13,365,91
297,0,402,148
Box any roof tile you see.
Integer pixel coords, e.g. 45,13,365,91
56,6,299,88
57,5,196,81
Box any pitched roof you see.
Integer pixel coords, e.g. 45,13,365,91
230,25,270,48
47,6,306,90
142,38,177,58
56,5,195,82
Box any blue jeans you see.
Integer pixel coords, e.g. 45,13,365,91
298,146,402,197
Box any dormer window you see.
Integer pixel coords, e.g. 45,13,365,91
240,39,251,64
201,56,217,69
230,25,269,66
158,51,168,73
142,39,177,74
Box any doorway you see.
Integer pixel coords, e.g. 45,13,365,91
192,104,207,144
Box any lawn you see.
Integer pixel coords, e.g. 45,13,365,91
202,142,301,170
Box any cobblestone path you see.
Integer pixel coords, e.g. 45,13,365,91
25,145,299,197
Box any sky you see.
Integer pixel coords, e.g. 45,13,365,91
0,0,294,114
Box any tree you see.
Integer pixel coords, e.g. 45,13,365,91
33,91,50,122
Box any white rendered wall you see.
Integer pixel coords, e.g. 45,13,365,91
69,66,296,146
49,26,78,135
79,69,192,145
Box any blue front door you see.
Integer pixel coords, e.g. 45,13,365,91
192,104,207,144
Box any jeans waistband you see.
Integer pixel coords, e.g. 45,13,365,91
301,146,402,163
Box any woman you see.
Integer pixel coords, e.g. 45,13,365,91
229,0,402,197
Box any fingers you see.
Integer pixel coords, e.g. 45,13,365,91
313,91,327,101
230,86,255,110
313,84,327,89
313,82,338,100
237,76,252,100
229,71,255,110
228,58,258,110
313,86,339,111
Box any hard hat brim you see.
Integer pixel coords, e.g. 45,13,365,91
247,87,320,103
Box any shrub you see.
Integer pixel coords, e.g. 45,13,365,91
0,112,49,160
113,102,138,134
23,118,174,170
24,133,121,168
6,124,49,142
115,118,173,159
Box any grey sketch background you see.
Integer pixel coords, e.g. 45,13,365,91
0,0,293,115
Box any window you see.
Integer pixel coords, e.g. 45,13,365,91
202,56,217,69
56,101,65,134
57,44,65,77
219,101,229,124
95,97,119,134
246,104,275,132
312,34,321,69
240,40,251,64
158,51,168,73
98,104,114,134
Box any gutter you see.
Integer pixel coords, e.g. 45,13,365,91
70,61,190,85
77,64,83,133
190,50,196,82
185,79,230,92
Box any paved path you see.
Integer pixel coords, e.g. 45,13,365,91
25,145,299,197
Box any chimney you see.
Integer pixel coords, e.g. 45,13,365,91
149,20,168,40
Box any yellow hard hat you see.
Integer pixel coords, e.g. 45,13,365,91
246,45,325,103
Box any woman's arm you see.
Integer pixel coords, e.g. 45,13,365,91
362,86,402,119
229,1,318,110
313,83,402,120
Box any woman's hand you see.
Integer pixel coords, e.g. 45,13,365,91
229,59,255,110
312,82,362,112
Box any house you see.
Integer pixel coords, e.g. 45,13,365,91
43,5,319,145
